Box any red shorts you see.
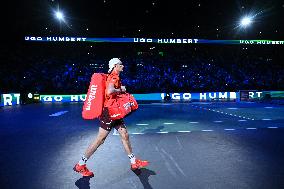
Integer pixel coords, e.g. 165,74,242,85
99,108,126,131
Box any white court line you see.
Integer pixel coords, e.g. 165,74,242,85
136,123,149,126
178,131,191,133
189,122,199,124
191,102,211,104
150,103,172,105
262,119,272,121
49,111,68,117
194,106,255,121
238,120,247,122
163,123,175,125
113,127,280,135
213,121,223,123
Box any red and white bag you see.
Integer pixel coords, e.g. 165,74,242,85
82,73,107,119
107,93,139,120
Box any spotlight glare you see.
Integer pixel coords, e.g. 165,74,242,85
240,16,252,27
55,11,64,20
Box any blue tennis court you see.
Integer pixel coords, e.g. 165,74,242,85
0,101,284,189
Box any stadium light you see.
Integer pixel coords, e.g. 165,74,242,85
55,11,64,21
240,16,252,27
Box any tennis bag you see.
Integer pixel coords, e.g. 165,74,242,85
82,73,107,119
107,93,139,120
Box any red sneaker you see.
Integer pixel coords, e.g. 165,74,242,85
131,159,149,170
73,163,94,177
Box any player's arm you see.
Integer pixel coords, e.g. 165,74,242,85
106,83,122,96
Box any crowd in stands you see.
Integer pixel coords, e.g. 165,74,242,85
1,43,283,94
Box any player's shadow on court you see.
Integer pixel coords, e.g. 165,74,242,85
133,168,156,189
75,176,93,189
142,126,164,134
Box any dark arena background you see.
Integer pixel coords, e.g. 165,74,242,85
1,1,284,189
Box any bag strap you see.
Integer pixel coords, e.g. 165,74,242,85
104,74,109,99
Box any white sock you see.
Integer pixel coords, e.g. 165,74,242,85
78,155,88,165
128,153,136,164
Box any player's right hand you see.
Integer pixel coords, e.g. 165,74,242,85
121,86,126,92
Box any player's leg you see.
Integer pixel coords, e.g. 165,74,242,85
115,121,149,170
74,124,110,177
